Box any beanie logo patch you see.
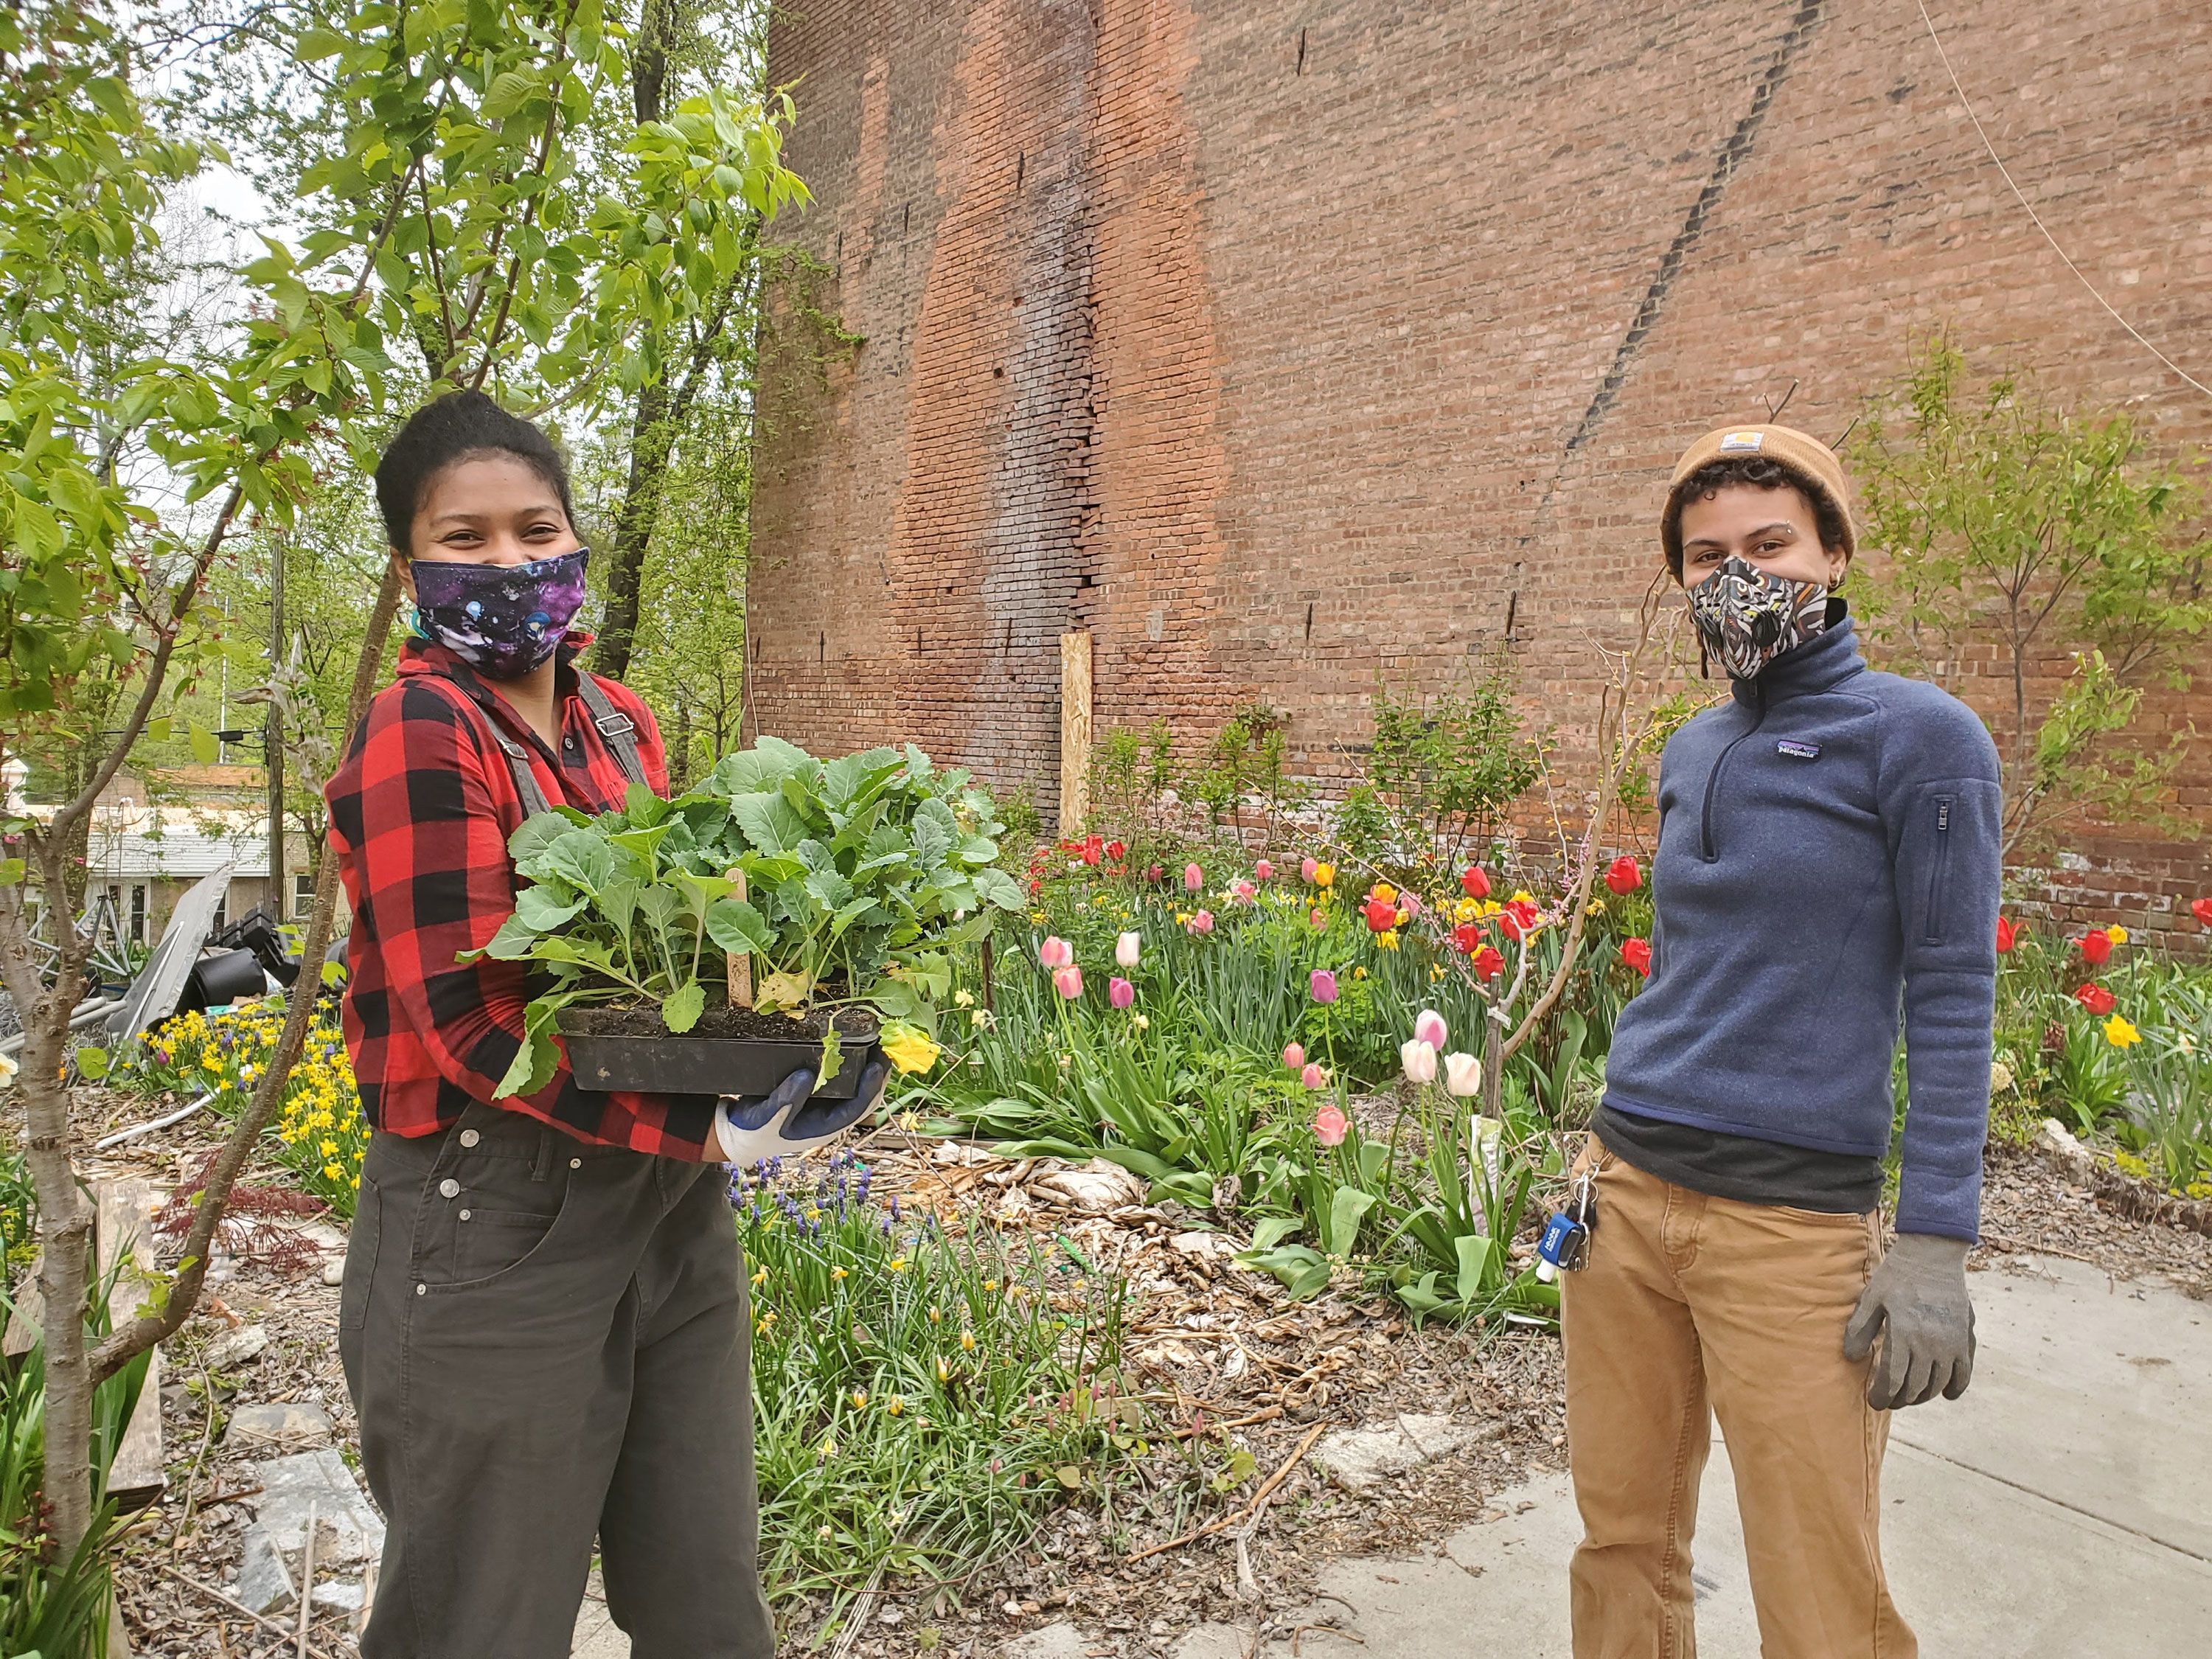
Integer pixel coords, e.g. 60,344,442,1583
1719,430,1767,453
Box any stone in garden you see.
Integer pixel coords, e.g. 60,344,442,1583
204,1323,270,1370
224,1401,333,1453
311,1579,365,1614
234,1447,387,1613
1000,1624,1093,1659
321,1258,347,1286
1313,1413,1498,1493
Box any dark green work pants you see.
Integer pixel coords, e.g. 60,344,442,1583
339,1102,774,1658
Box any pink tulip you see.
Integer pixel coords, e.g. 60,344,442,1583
1038,936,1074,970
1282,1042,1306,1071
1413,1009,1448,1051
1400,891,1422,918
1300,857,1320,883
1183,863,1203,893
1310,908,1328,929
1301,1062,1326,1091
1255,860,1275,881
1184,908,1215,936
1310,969,1339,1004
1313,1103,1349,1146
1231,880,1256,905
1108,976,1135,1009
1052,964,1084,1000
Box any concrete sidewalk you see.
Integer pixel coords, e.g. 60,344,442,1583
1186,1253,2212,1658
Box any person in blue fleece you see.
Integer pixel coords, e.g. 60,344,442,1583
1563,424,2000,1659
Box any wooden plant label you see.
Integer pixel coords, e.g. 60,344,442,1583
725,869,754,1009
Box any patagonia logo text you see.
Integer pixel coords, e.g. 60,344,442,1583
1719,430,1766,453
1776,739,1821,759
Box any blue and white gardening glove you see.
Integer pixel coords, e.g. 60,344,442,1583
712,1049,892,1164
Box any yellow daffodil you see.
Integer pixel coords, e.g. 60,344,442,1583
1377,930,1402,951
936,1356,952,1382
850,1390,868,1410
888,1255,910,1273
2103,1015,2142,1048
886,1396,905,1416
830,1265,848,1281
954,990,975,1008
2106,925,2129,945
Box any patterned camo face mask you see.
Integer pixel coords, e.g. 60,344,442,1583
410,548,589,679
1687,555,1829,679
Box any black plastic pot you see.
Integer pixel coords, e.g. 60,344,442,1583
561,1008,875,1099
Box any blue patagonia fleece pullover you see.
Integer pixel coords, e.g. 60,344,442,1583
1601,612,2002,1241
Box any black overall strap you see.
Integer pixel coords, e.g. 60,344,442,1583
574,673,647,789
420,665,556,819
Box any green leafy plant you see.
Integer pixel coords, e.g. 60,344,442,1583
740,1155,1129,1605
481,740,1025,1093
1365,658,1544,875
2117,981,2212,1197
1852,336,2212,858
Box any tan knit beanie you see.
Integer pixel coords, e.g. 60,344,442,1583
1660,424,1857,577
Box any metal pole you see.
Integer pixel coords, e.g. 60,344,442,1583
266,539,285,920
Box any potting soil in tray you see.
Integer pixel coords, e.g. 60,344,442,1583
562,1004,879,1098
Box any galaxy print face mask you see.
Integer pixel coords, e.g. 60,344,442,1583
410,549,589,679
1687,555,1829,679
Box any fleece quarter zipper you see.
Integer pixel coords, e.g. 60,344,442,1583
1700,678,1766,862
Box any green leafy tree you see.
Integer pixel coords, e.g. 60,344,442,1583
0,0,803,1560
1851,338,2211,858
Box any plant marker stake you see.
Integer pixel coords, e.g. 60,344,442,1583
725,869,754,1009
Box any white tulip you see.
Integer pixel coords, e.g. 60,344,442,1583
1116,931,1141,969
1444,1051,1481,1097
1400,1038,1438,1085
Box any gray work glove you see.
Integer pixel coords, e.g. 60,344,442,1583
1842,1232,1975,1410
712,1049,891,1164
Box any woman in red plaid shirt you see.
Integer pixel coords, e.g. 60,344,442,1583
329,391,884,1657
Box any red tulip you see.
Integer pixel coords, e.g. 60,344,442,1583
1498,899,1540,942
2194,897,2212,926
1105,840,1127,862
1621,937,1652,977
1363,897,1399,933
1145,864,1165,884
1451,922,1484,956
1604,855,1641,894
1470,945,1504,983
2079,931,2113,965
1461,865,1492,900
1995,917,2018,953
2074,982,2116,1016
1080,835,1103,868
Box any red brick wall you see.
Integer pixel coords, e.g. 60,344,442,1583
749,0,2212,949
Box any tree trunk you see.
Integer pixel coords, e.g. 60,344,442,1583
592,0,677,684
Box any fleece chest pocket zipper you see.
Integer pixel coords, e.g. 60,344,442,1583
1923,794,1954,945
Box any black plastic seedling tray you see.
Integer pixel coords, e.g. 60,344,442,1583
562,1006,876,1099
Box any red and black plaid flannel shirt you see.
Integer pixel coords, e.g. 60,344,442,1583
324,637,719,1158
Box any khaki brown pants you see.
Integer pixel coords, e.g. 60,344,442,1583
339,1102,774,1658
1562,1138,1916,1659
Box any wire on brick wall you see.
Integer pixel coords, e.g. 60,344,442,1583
1914,0,2212,403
